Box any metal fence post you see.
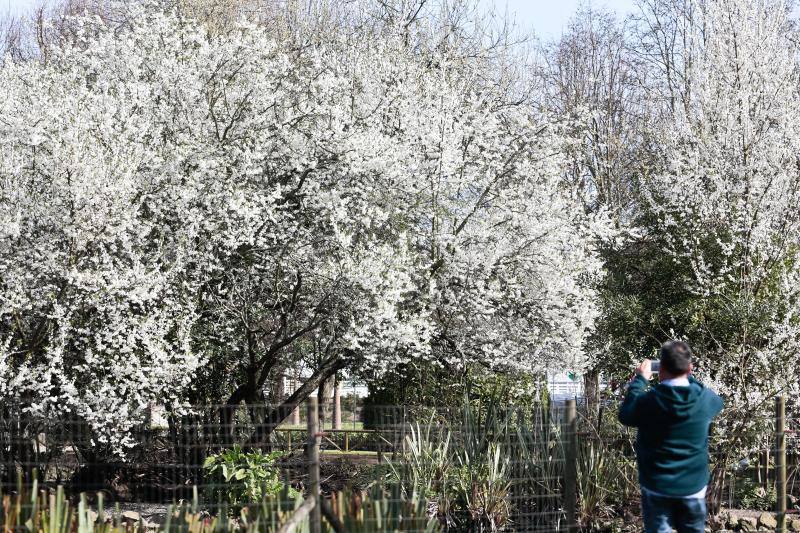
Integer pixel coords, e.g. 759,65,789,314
776,396,787,533
307,397,322,533
564,399,577,532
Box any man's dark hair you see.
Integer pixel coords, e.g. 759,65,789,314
659,340,693,375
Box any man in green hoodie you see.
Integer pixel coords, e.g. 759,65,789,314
619,341,724,533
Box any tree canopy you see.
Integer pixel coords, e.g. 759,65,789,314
0,2,607,449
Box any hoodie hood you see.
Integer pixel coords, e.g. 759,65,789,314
652,376,705,419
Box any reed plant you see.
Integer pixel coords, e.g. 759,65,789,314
1,475,438,533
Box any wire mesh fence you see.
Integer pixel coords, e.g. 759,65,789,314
1,398,799,531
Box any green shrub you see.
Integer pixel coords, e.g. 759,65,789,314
361,362,545,431
735,478,776,511
202,446,298,507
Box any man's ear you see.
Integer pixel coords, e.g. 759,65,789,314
688,363,694,374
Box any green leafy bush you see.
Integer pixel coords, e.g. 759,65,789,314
735,478,776,511
203,446,298,507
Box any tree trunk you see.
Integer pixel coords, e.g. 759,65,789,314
708,456,728,515
250,358,345,444
269,368,286,405
318,374,334,430
220,382,254,446
583,367,601,426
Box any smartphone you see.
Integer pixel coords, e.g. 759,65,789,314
650,360,660,372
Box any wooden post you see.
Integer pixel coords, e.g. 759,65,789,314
352,388,357,429
776,396,787,533
307,397,321,533
333,377,342,430
277,497,316,533
564,399,577,533
291,379,301,426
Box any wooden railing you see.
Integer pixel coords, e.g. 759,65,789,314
274,425,409,467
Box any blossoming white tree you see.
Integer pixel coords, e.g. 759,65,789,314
641,0,800,428
0,3,607,447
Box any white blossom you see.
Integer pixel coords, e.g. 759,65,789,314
0,4,608,449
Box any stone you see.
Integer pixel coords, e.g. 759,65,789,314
789,518,800,532
738,516,758,531
121,510,141,522
707,513,726,531
758,512,778,529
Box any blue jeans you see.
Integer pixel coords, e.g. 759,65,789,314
641,490,706,533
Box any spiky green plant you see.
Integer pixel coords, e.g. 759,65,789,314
324,483,441,532
1,479,137,533
1,475,436,533
453,443,512,531
389,396,568,531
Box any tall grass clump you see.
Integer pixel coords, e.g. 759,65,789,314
387,397,566,531
388,396,640,531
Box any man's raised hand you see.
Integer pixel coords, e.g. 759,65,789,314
635,359,652,381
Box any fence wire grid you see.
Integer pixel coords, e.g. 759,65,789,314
1,399,799,532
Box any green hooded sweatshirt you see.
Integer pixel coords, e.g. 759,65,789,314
618,374,724,496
